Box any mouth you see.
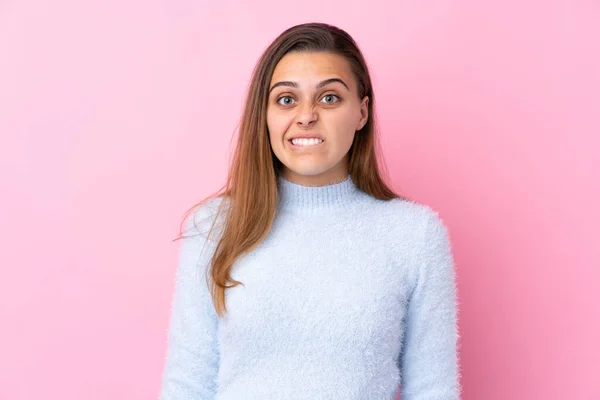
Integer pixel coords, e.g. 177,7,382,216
287,137,325,149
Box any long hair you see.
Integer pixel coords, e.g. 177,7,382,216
177,22,408,317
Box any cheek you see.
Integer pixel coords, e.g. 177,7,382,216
326,107,360,135
266,111,293,139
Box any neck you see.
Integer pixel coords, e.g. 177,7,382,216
281,166,350,187
277,173,361,211
293,175,349,187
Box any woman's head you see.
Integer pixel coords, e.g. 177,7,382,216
183,23,404,316
243,22,376,185
267,51,369,185
263,25,373,185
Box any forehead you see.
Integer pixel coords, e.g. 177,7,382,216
270,51,354,88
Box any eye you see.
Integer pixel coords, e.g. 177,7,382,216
321,94,340,104
276,96,295,106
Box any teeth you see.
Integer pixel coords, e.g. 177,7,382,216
291,138,323,146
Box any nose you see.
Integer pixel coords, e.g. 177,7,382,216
296,102,318,128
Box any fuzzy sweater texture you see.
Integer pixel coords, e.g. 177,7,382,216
159,174,461,400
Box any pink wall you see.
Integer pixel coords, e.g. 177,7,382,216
1,1,598,399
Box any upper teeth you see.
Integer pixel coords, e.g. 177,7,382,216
291,138,323,146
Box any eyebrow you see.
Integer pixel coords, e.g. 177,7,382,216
268,78,350,94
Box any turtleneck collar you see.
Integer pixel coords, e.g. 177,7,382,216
277,173,362,211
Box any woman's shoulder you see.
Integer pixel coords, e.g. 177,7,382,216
371,196,451,251
373,198,454,287
374,196,444,229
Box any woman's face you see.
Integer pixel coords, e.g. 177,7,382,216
266,51,369,186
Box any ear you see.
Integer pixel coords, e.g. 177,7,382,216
356,96,369,131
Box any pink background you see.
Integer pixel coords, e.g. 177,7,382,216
1,1,598,399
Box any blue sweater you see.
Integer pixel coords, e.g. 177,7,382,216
159,174,461,399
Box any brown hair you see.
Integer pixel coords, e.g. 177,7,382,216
177,22,408,316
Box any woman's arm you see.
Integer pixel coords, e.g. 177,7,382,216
399,211,461,399
159,210,221,400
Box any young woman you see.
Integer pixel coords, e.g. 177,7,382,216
160,22,460,400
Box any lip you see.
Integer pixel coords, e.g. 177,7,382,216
287,135,325,150
287,133,325,141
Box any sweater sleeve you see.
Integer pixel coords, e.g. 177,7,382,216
159,209,221,399
398,211,461,399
